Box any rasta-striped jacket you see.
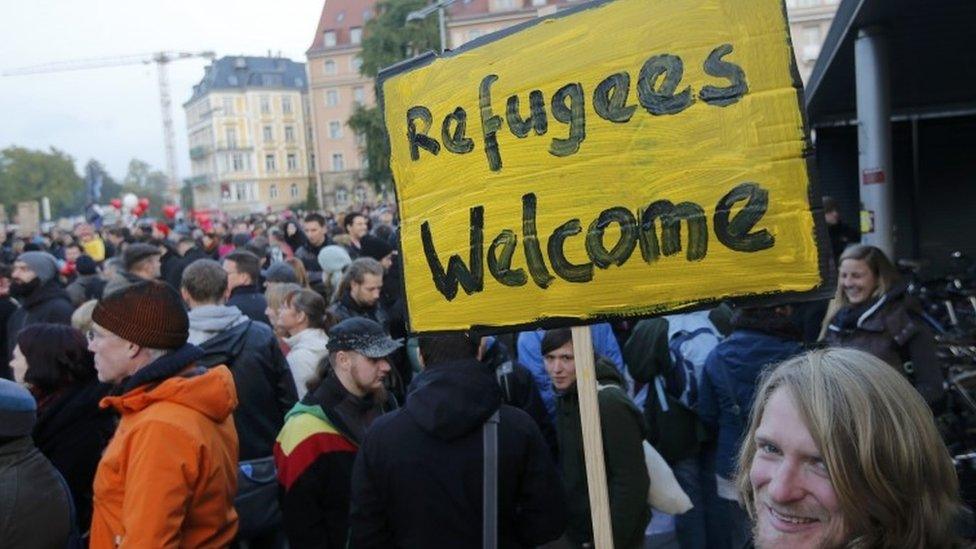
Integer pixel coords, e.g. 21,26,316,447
274,397,359,548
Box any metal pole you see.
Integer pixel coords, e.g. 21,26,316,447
855,26,894,258
438,5,447,52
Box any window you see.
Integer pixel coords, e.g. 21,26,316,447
310,153,316,170
324,59,337,75
324,30,337,47
356,132,367,147
232,153,245,171
354,187,368,203
332,153,345,171
350,27,362,44
532,0,546,5
362,9,372,22
336,187,349,205
265,154,276,171
287,153,298,171
230,182,257,202
270,184,278,199
351,57,363,74
225,128,237,148
353,87,365,105
222,97,234,115
284,125,295,143
290,183,299,198
326,89,339,106
360,154,369,170
260,96,270,114
263,125,273,142
329,121,343,139
282,96,292,114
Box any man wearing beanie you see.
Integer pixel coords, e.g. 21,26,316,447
0,378,73,548
65,254,106,307
6,251,73,361
87,280,240,547
103,242,161,296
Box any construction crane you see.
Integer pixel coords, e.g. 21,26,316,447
3,51,216,202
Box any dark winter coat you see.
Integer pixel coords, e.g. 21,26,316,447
556,359,650,549
296,239,330,274
227,284,272,327
349,359,567,549
823,285,944,406
0,296,18,378
6,278,74,361
164,246,208,289
197,318,297,460
698,319,802,479
275,374,395,549
328,291,390,332
33,380,116,533
481,337,558,459
0,436,72,548
65,273,106,307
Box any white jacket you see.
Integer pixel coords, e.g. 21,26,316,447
284,328,329,399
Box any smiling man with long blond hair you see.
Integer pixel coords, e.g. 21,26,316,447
737,347,965,548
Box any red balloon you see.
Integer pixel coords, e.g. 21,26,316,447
162,205,178,219
138,197,150,209
133,205,145,217
110,198,122,209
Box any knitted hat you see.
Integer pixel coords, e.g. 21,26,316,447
17,251,58,283
264,262,298,284
93,280,189,349
359,235,395,262
75,254,98,276
122,243,161,271
0,378,37,438
318,245,352,274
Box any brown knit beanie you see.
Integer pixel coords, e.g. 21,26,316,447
93,280,189,349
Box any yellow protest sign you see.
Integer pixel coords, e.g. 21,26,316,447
379,0,830,333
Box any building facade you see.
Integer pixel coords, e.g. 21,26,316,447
786,0,841,84
183,56,314,215
306,0,379,213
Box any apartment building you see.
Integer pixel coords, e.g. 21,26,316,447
447,0,838,84
184,56,313,215
306,0,379,212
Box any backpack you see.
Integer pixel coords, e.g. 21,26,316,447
661,325,720,410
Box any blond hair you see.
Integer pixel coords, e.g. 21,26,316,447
736,348,961,548
819,244,902,340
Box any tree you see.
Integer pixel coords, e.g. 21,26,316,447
305,180,320,211
0,146,85,219
348,0,439,191
120,158,167,217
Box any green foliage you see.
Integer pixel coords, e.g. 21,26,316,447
305,180,320,210
359,0,439,79
349,0,439,192
0,146,85,219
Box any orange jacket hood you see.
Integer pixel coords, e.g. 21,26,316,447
101,364,237,421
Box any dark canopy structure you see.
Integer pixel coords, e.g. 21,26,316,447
805,0,976,274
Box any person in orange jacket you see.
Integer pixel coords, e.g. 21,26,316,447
87,280,239,548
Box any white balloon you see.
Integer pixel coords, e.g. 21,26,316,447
122,193,138,210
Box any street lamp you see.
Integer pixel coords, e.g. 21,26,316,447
406,0,457,53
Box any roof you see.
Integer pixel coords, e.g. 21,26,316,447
186,56,307,104
308,0,378,53
805,0,976,126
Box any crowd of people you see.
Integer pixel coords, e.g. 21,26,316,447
0,197,969,548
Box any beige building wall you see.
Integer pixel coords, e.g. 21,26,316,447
185,79,313,215
306,0,380,213
786,0,841,85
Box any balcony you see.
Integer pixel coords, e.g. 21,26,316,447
186,175,211,187
189,145,211,159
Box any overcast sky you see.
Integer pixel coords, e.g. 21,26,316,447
0,0,323,180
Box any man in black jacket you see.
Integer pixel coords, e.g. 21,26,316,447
349,333,567,548
6,251,73,362
181,259,297,542
0,378,73,547
223,250,271,326
275,318,400,549
328,257,389,332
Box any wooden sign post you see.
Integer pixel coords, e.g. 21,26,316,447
377,0,830,546
571,326,614,547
